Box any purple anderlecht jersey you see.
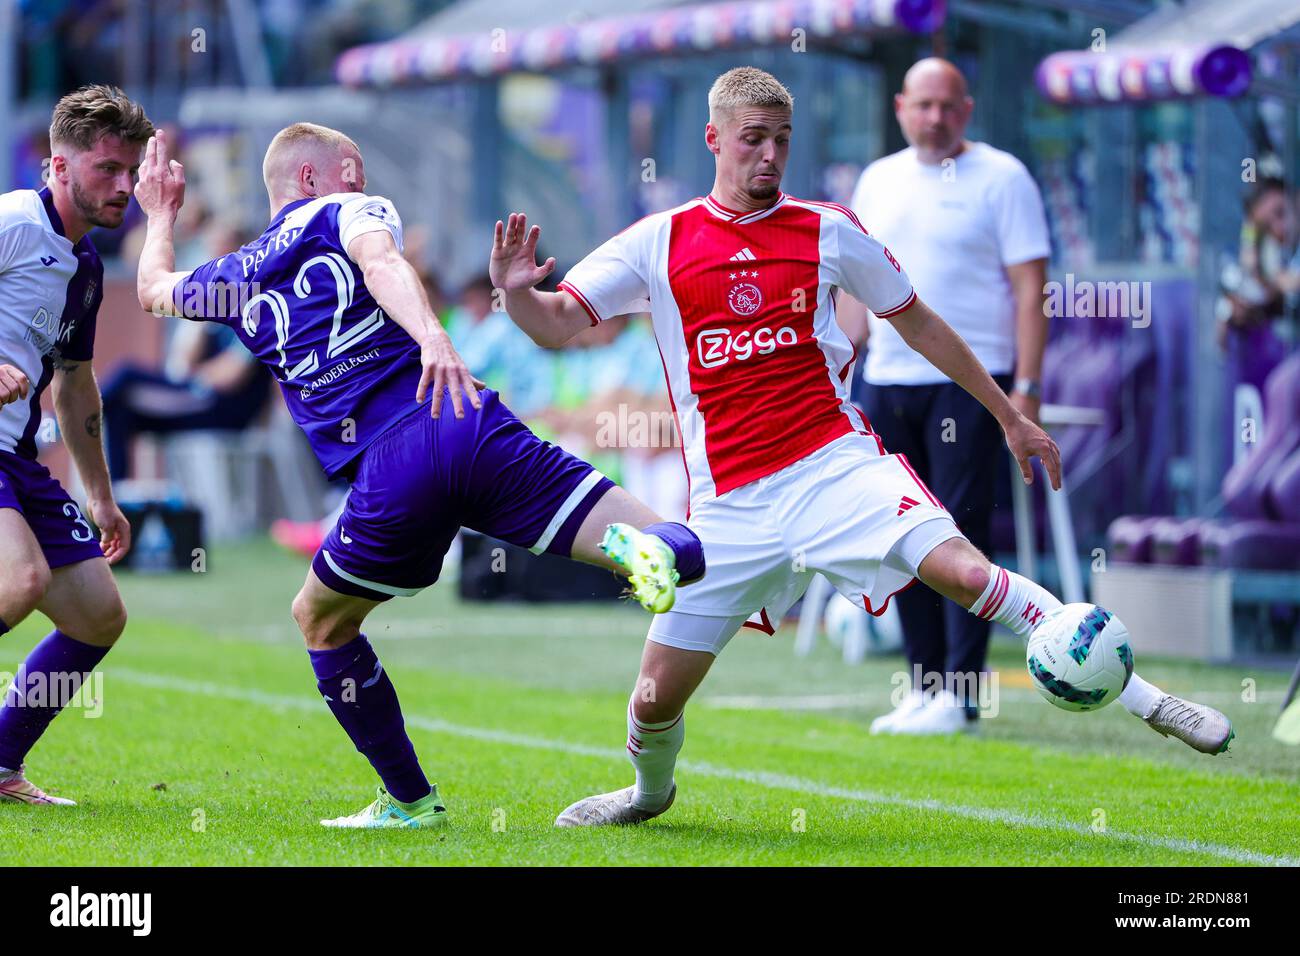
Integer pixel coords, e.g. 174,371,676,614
174,192,425,477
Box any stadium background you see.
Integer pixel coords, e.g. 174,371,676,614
7,0,1298,658
1,0,1300,868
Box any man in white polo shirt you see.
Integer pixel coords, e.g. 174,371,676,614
847,58,1052,735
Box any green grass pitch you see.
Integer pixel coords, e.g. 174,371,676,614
1,540,1297,866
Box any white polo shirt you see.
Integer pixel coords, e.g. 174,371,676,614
849,141,1050,385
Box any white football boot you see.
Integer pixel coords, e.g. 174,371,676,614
887,689,975,735
1142,695,1234,754
0,765,76,805
869,689,926,735
555,784,676,828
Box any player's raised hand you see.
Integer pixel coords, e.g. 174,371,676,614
1003,414,1062,490
490,213,557,293
133,129,186,220
416,329,483,420
0,364,29,407
88,497,132,565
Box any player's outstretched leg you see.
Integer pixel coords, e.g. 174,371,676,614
0,541,127,806
570,486,706,614
556,616,727,827
291,572,446,829
916,538,1234,754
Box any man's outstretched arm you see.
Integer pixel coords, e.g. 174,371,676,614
885,295,1062,489
133,130,189,316
490,213,592,348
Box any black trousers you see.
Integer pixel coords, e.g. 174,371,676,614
856,373,1013,711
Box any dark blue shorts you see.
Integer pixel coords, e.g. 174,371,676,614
0,451,105,569
311,388,613,602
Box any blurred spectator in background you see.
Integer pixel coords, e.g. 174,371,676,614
18,0,125,97
444,274,553,419
844,58,1051,736
1217,177,1297,393
102,219,271,482
401,223,451,321
529,315,684,516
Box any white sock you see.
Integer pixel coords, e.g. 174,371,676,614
1117,672,1165,718
967,566,1064,639
970,567,1168,719
627,700,684,811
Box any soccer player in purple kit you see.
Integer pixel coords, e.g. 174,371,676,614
0,86,149,805
133,123,705,828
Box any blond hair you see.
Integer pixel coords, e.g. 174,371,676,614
262,122,359,193
707,67,794,124
50,84,154,152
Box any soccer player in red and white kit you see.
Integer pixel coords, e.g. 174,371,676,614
490,67,1233,828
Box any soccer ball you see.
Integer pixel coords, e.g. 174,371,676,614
1026,603,1134,712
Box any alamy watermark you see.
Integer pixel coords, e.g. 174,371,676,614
890,664,1000,718
596,403,680,449
0,670,104,718
1043,274,1150,328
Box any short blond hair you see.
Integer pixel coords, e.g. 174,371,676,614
262,122,359,189
707,67,794,123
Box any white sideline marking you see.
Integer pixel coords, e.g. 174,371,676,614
703,688,1286,711
232,615,637,643
110,667,1299,867
704,692,882,711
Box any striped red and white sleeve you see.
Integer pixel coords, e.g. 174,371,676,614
829,209,916,319
558,221,652,325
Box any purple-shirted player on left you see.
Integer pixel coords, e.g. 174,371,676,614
133,123,706,829
0,86,153,805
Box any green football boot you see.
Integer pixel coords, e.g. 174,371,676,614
600,523,679,614
320,785,447,829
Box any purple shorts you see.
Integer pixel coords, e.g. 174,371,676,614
0,451,104,569
311,388,613,602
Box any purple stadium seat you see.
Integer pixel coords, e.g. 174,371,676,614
1221,354,1300,520
1150,516,1207,566
1269,450,1300,523
1107,352,1300,572
1200,520,1300,571
1106,515,1163,564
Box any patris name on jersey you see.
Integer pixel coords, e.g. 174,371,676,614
240,226,304,277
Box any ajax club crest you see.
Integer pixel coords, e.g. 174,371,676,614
728,281,762,316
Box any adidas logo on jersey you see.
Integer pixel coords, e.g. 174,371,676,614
896,496,920,516
728,247,756,262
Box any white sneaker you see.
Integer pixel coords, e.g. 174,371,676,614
555,784,675,827
1142,695,1234,755
0,765,76,805
888,690,975,736
869,689,925,735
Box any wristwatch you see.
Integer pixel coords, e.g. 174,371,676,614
1012,378,1042,399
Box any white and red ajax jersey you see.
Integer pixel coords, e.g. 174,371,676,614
559,192,915,510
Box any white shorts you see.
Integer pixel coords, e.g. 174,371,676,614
649,432,966,656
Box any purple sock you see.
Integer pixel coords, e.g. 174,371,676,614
0,618,8,636
0,629,109,770
308,634,431,804
643,521,706,583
